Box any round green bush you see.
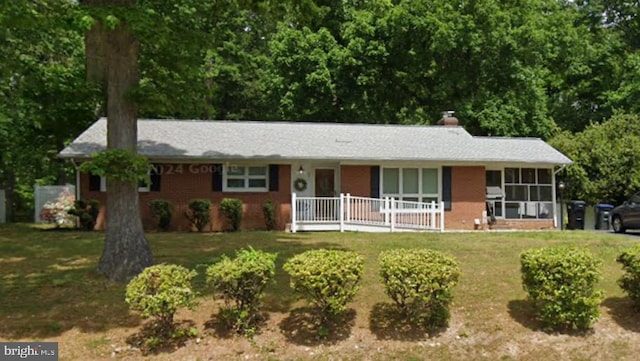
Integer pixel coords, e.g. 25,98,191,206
520,246,603,331
125,264,198,331
206,247,277,334
284,249,363,321
379,248,460,327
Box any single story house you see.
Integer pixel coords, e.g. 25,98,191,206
59,114,572,232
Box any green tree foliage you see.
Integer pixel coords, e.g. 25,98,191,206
550,113,640,204
0,0,99,220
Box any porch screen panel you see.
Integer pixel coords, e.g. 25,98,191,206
504,167,554,219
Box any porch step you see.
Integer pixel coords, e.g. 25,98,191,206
488,219,513,230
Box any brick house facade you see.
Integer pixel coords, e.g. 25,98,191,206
62,117,569,232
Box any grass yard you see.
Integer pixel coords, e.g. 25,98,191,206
2,224,640,360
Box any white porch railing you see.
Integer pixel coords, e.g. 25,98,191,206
291,193,445,232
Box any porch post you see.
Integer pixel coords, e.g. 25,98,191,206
390,198,396,232
384,197,390,225
431,201,436,229
345,193,351,223
291,192,297,233
440,201,445,232
339,193,345,232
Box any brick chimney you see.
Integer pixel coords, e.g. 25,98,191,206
437,111,459,126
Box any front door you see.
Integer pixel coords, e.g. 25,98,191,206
314,168,337,221
315,168,335,197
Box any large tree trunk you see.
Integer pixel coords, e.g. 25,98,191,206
90,8,153,282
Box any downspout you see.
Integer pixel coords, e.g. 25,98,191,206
553,164,568,229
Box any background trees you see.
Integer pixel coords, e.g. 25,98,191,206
2,0,640,273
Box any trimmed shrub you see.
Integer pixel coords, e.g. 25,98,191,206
68,199,100,230
262,200,277,231
283,249,363,322
220,198,243,231
125,264,198,333
184,199,211,232
520,246,603,331
379,249,460,327
617,246,640,307
206,247,277,334
149,199,173,231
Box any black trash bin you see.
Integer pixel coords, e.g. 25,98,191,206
594,203,614,230
567,200,586,230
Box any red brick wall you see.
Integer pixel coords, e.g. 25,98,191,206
496,219,555,230
80,164,292,231
341,165,372,197
446,166,486,230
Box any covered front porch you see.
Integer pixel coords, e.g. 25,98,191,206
290,193,445,232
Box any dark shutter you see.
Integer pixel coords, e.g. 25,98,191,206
442,166,452,211
89,174,101,192
150,165,161,192
370,166,380,198
268,164,279,191
212,163,223,191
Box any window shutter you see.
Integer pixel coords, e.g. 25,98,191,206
442,166,452,211
150,165,161,192
268,164,279,192
89,174,101,192
212,163,223,191
370,166,380,198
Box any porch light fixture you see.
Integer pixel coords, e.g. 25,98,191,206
298,166,304,175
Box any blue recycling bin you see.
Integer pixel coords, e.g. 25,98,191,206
594,203,614,230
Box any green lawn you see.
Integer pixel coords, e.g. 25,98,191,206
1,224,640,360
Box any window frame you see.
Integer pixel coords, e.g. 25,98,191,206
223,165,269,192
380,166,441,204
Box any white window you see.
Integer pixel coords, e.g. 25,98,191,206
224,165,268,192
381,167,439,204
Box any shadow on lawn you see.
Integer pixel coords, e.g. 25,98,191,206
0,265,141,339
602,297,640,333
126,319,197,356
507,299,541,332
203,310,270,339
369,303,447,341
279,307,356,346
0,227,342,340
507,299,595,336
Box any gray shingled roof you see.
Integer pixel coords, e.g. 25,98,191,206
59,118,572,165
